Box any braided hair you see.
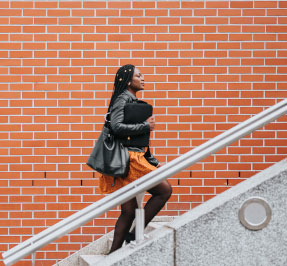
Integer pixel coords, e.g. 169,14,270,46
108,64,135,112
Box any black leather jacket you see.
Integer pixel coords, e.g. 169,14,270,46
110,90,159,167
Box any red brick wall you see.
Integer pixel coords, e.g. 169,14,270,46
0,1,286,265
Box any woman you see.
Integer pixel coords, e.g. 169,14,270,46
99,64,172,253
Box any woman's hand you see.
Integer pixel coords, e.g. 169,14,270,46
146,116,155,131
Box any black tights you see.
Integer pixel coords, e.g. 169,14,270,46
109,180,172,253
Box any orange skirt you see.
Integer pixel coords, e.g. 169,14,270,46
99,149,157,194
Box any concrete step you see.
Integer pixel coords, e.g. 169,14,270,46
106,218,173,248
145,220,171,233
54,216,175,266
107,237,113,250
79,255,106,266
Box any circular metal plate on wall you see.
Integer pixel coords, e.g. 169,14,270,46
239,197,272,231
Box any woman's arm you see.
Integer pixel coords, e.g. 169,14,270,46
144,147,160,167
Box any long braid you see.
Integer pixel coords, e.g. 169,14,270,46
108,64,135,112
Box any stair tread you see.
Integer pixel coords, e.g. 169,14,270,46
80,255,107,264
147,221,169,229
78,218,175,265
152,216,174,222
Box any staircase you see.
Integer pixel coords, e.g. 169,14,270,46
55,159,287,266
4,100,286,266
55,216,174,266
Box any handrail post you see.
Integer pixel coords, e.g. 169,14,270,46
31,242,35,266
135,192,145,243
32,253,35,266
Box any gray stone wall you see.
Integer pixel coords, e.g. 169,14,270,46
169,159,287,266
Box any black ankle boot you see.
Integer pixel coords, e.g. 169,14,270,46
125,232,135,244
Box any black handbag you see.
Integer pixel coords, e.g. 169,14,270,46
86,115,129,182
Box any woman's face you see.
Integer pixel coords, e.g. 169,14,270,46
129,68,144,92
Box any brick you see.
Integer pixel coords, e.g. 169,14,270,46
181,34,203,41
231,17,253,24
218,9,241,16
206,1,229,8
194,26,217,33
96,9,119,17
266,41,287,49
34,1,57,8
58,195,81,202
255,1,277,8
192,187,215,194
169,42,192,50
241,75,264,82
72,26,95,33
10,17,33,25
21,59,44,67
157,17,180,25
0,59,21,66
108,17,131,25
268,9,287,16
278,147,287,154
205,34,228,41
121,9,143,17
194,9,217,16
60,34,82,42
83,1,106,8
231,1,253,8
219,26,241,33
181,1,204,8
35,34,57,42
205,51,227,58
108,1,130,8
146,26,168,33
255,17,277,25
265,139,287,146
0,9,21,16
47,26,71,33
242,26,265,33
242,9,265,16
83,18,106,26
0,34,8,41
23,26,46,33
48,9,70,17
72,9,94,17
34,67,58,75
144,42,167,50
193,59,216,66
204,179,228,186
279,1,287,7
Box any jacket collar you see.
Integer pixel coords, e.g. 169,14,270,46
124,90,138,101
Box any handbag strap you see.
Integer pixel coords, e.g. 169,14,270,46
104,112,112,132
104,111,124,187
104,112,111,122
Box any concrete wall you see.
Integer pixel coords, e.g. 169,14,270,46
169,159,287,266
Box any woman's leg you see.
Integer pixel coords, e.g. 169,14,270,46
109,197,138,253
144,180,172,226
129,180,172,238
125,180,172,243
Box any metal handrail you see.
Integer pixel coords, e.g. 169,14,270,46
3,99,287,266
